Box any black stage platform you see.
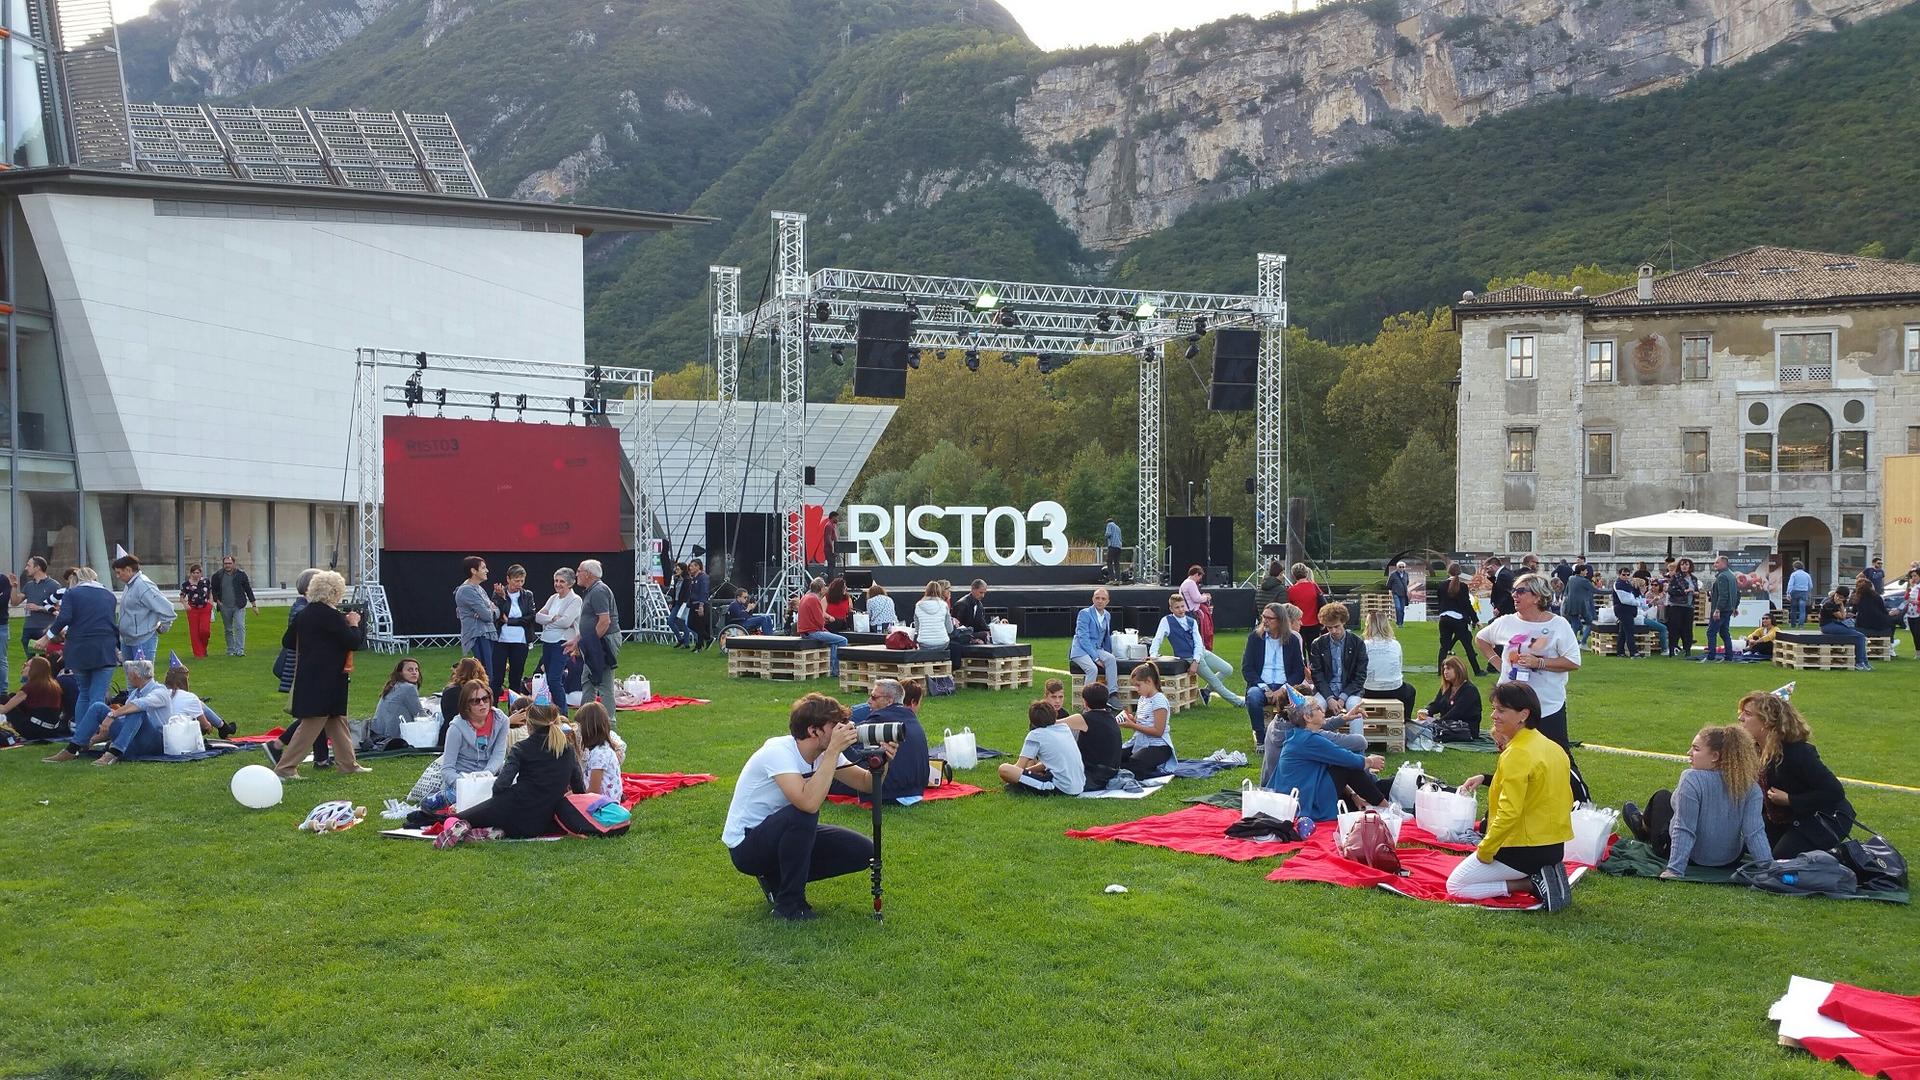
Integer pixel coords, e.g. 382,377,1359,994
956,584,1256,637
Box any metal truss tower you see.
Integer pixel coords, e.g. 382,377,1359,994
772,212,811,607
1136,344,1164,585
709,265,746,512
1254,254,1289,579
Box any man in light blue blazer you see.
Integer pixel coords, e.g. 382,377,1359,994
1069,587,1119,691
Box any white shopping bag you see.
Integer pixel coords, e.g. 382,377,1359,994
989,622,1017,645
619,675,651,705
399,718,439,749
1338,802,1407,845
1240,780,1299,821
1567,802,1619,865
161,715,204,756
943,727,978,770
1390,761,1425,809
454,771,495,812
1415,783,1476,836
530,673,548,700
853,612,871,633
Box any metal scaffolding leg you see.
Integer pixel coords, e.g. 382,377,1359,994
1137,344,1163,586
349,349,397,647
626,371,674,643
710,265,746,513
1254,253,1289,579
773,212,810,609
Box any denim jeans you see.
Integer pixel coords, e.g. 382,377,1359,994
1705,611,1734,659
1246,684,1282,743
1790,592,1810,627
1820,621,1869,666
1392,594,1406,625
1185,649,1244,706
124,635,158,663
69,701,164,757
1639,618,1669,654
468,637,503,696
669,605,691,645
73,667,116,731
805,630,848,676
538,640,575,714
740,614,775,635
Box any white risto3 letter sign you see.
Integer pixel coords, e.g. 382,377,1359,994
845,502,1069,566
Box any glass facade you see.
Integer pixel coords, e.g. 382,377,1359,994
272,501,313,588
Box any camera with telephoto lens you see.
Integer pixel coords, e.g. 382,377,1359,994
847,720,902,762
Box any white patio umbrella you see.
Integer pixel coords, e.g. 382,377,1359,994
1593,508,1779,544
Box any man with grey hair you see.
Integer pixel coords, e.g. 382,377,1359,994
1387,560,1410,626
841,676,928,805
569,559,619,708
45,659,172,764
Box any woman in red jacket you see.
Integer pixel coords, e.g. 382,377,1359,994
1286,564,1328,650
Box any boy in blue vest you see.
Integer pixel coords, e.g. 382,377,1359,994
1149,593,1246,707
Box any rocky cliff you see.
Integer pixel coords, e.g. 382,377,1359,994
1009,0,1914,249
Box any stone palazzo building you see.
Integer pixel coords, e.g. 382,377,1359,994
1453,246,1920,595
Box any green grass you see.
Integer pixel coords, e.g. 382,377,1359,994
3,613,1916,1078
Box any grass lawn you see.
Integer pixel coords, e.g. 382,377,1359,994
2,612,1916,1078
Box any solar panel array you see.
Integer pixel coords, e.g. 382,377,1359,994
125,103,487,197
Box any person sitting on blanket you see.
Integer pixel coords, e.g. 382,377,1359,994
1266,695,1388,823
435,657,489,750
1447,681,1574,912
436,702,587,847
417,678,509,810
44,658,171,765
835,677,928,805
575,701,625,803
722,693,892,921
1739,690,1855,859
1116,664,1175,779
1741,613,1778,661
1620,723,1771,878
0,655,71,743
999,699,1087,795
1416,657,1483,742
163,664,234,740
1064,679,1123,792
367,657,424,749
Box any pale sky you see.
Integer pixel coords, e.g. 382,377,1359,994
112,0,1287,50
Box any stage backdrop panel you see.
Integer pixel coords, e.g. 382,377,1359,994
378,551,632,638
382,416,622,552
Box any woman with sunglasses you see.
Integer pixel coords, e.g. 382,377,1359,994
423,677,509,810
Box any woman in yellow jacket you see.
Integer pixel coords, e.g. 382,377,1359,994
1446,681,1576,911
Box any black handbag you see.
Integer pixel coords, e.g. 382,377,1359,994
1835,821,1908,892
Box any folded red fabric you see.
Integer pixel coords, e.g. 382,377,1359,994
616,695,710,712
1800,981,1920,1079
619,772,716,808
826,782,985,806
1065,804,1288,862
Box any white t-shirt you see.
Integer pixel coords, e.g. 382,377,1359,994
167,689,207,719
498,590,529,644
1363,638,1403,690
1475,613,1581,715
1128,690,1174,752
1018,722,1086,795
582,743,623,802
721,735,850,848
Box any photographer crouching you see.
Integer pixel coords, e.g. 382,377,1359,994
722,692,896,921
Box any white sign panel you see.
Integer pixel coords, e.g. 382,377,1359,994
846,501,1068,567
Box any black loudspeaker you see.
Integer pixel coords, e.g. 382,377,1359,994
854,309,913,398
804,466,817,486
1243,476,1255,494
1209,328,1259,412
1167,515,1237,584
844,569,873,591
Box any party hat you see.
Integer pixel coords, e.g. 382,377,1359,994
1286,686,1309,711
1771,681,1795,701
168,650,187,671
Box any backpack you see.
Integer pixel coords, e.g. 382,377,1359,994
1733,850,1858,897
1338,809,1402,873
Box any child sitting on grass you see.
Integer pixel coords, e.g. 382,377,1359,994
1068,680,1123,791
1042,678,1067,719
165,665,235,740
998,700,1086,795
575,701,624,802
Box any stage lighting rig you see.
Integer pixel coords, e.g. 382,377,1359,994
1095,310,1113,331
995,307,1019,329
1185,340,1201,360
905,347,921,369
1194,315,1210,336
489,391,500,417
434,387,446,415
964,349,980,371
402,370,424,412
905,298,921,320
973,286,999,311
831,345,846,366
814,301,832,323
566,396,576,419
515,393,527,418
414,350,428,370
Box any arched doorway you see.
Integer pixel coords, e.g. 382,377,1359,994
1779,516,1833,597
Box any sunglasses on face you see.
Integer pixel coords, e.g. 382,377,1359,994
466,696,490,705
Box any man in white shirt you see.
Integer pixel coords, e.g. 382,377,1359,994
722,693,890,921
1473,572,1590,802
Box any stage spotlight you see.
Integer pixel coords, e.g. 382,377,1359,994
566,396,576,418
489,391,500,417
414,350,428,369
905,298,921,320
814,301,832,322
935,349,948,360
515,393,527,417
1134,298,1158,320
831,344,846,366
1194,315,1210,336
965,350,980,371
1185,341,1201,360
995,307,1019,329
973,287,999,311
1022,330,1036,347
434,387,446,415
1082,331,1095,346
1095,311,1113,331
1001,352,1020,366
906,348,921,370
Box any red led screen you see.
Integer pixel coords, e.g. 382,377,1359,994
382,416,622,552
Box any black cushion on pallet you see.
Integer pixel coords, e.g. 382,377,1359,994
1775,630,1858,646
842,645,951,664
840,632,890,646
957,643,1032,658
723,636,828,652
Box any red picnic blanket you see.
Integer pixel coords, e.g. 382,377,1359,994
827,782,984,806
1065,805,1479,863
1266,826,1608,909
1798,982,1920,1080
616,695,709,712
619,772,715,808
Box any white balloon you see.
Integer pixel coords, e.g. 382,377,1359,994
230,764,283,809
